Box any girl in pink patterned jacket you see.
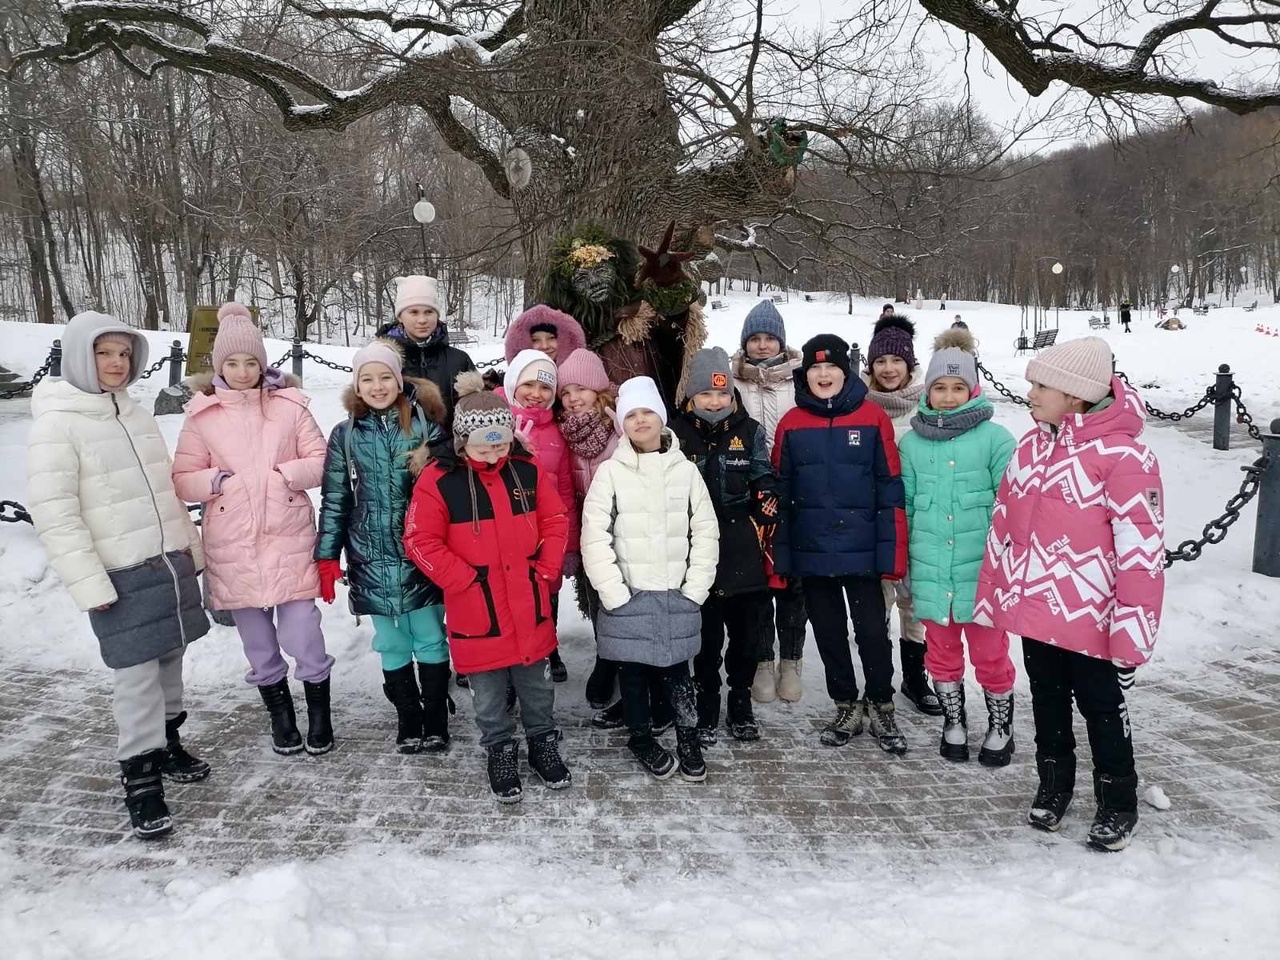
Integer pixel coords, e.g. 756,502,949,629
975,336,1163,853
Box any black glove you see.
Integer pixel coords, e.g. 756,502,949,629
751,491,780,529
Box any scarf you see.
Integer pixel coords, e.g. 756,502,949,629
910,400,994,440
865,377,925,421
560,411,614,461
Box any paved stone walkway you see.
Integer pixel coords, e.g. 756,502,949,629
2,640,1278,878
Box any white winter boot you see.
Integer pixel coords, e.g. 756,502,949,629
777,659,803,703
750,661,778,704
934,680,969,762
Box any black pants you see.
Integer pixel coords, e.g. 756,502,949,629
1023,638,1135,780
756,580,807,662
802,575,893,704
619,662,696,738
696,592,767,702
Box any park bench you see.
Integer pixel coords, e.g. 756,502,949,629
770,293,788,304
1014,328,1059,355
710,299,728,310
1192,304,1210,316
1244,300,1259,313
1088,315,1110,330
804,294,816,302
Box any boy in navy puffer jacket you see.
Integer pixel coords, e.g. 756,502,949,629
772,334,909,755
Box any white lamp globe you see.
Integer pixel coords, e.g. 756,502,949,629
1170,264,1180,274
1051,262,1063,274
413,200,436,224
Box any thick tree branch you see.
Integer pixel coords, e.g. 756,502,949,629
921,0,1280,113
289,2,527,53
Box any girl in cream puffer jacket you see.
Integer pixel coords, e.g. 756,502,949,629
26,310,211,839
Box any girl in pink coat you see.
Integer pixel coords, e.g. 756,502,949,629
554,348,621,709
975,336,1164,853
503,304,587,367
500,349,578,682
172,303,335,757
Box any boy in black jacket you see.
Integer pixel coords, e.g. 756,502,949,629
672,347,778,744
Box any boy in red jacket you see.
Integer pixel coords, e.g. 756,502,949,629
404,372,571,803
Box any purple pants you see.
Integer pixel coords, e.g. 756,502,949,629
232,600,334,686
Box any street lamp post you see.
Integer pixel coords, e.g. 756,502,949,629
1237,265,1248,307
412,182,436,274
1052,261,1063,326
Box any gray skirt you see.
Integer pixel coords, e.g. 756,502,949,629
88,550,210,669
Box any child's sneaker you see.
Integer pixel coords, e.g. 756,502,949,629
867,701,908,755
486,740,523,803
820,701,865,746
676,727,707,782
978,689,1015,767
628,735,676,780
527,731,572,789
726,690,761,741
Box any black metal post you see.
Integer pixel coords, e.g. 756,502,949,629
291,337,305,384
168,340,184,387
50,339,62,377
1213,364,1234,452
849,341,861,374
1253,419,1280,578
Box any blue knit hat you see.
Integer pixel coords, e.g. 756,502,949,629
740,300,787,350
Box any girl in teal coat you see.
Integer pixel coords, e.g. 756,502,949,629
899,329,1017,767
316,341,451,754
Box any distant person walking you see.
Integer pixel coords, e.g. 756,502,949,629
1120,302,1132,334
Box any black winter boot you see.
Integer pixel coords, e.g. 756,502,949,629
867,700,908,755
726,689,761,742
590,699,625,730
527,730,572,789
696,688,721,747
486,740,523,803
548,647,568,683
676,726,707,782
382,665,424,754
628,733,676,780
417,661,454,753
120,749,173,839
161,711,211,783
899,639,943,716
585,657,619,709
302,678,334,755
258,679,304,755
1087,771,1140,852
1029,755,1076,832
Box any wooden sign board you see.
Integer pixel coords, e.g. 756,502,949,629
185,305,260,375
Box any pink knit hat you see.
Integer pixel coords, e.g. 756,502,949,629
351,341,404,392
557,349,610,393
394,275,442,318
94,331,135,350
1026,336,1113,403
211,302,267,373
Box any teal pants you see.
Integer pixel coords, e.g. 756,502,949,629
371,606,448,671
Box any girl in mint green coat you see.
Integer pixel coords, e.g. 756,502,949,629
899,329,1017,767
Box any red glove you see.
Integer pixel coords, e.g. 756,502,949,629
317,559,343,604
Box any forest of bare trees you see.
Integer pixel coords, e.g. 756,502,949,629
2,1,1278,338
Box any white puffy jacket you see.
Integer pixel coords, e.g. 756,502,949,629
27,378,204,611
731,348,800,456
581,428,719,612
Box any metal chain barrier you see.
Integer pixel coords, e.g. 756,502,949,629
1230,385,1264,443
0,350,56,399
0,500,32,524
1113,370,1216,423
975,362,1030,406
272,349,293,369
1164,456,1267,565
134,355,173,380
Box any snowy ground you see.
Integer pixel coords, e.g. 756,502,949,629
1,295,1279,958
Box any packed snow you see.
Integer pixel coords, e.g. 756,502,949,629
1,292,1278,957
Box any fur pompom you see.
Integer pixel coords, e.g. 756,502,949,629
932,327,976,353
454,369,487,399
872,314,915,338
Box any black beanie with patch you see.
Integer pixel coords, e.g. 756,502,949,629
800,333,852,380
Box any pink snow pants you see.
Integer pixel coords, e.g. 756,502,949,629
922,619,1016,694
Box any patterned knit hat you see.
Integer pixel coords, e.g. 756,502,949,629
1026,336,1113,404
740,300,787,349
394,275,442,318
351,340,404,392
557,349,610,393
924,328,978,393
211,302,267,373
866,315,917,371
687,347,733,396
800,333,852,380
452,370,513,452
